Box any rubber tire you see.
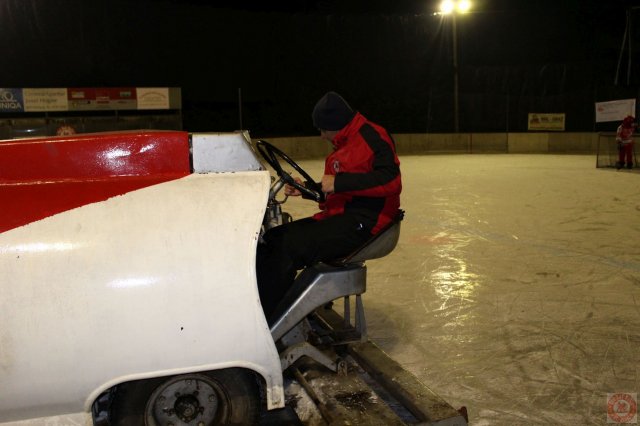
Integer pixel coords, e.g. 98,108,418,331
109,368,261,426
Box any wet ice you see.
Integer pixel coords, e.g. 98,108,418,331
282,154,640,425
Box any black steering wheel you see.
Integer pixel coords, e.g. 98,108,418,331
256,140,325,203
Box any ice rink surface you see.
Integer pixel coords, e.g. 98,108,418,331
283,154,640,425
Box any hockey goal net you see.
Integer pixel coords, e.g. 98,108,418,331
596,132,638,168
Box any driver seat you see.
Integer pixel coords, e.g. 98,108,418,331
269,210,404,371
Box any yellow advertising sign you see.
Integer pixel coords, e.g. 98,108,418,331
23,88,69,112
528,113,565,131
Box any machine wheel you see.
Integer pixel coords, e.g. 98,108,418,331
109,368,261,426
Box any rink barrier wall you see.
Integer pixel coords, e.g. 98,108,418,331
258,132,600,159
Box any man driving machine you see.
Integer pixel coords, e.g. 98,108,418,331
257,91,402,318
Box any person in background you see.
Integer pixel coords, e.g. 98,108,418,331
257,91,402,318
616,115,636,170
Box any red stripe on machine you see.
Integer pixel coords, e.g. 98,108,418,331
0,131,191,233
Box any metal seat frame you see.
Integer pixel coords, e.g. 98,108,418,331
269,210,404,372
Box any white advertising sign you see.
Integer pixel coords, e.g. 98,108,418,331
595,98,636,123
528,113,565,131
23,88,69,112
136,87,170,110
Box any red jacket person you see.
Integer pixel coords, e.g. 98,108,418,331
616,115,636,170
257,91,402,318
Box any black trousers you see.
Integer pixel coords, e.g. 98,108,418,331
257,213,373,319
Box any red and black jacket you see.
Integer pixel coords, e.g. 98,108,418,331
313,112,402,234
617,124,634,144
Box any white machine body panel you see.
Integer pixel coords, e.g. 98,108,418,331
0,131,283,424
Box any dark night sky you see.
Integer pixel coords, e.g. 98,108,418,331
1,0,640,135
167,0,637,15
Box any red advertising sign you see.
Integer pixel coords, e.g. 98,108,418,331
68,87,137,111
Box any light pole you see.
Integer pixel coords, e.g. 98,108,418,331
439,0,471,133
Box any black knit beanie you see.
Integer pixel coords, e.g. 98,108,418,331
312,92,356,131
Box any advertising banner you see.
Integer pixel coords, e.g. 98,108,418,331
137,87,170,110
0,88,25,112
68,87,137,111
68,88,98,111
528,113,565,131
2,87,177,113
107,88,137,110
595,99,636,123
23,88,68,112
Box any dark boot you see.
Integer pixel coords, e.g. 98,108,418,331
627,163,633,169
616,161,623,170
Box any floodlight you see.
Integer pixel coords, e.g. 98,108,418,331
439,0,455,15
457,0,472,13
